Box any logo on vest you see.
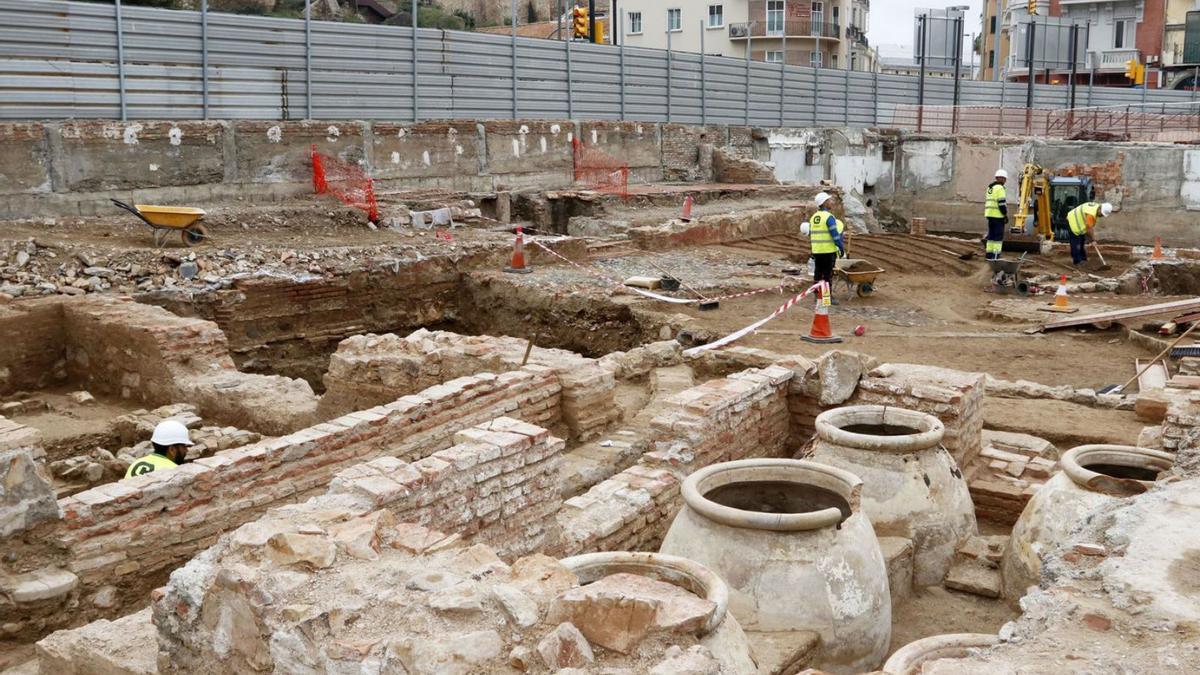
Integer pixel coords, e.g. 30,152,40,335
129,461,156,476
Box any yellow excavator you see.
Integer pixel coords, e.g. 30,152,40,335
1006,163,1095,254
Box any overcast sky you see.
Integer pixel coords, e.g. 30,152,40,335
870,0,985,59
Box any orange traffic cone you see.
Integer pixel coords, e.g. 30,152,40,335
680,195,694,223
1153,236,1164,260
802,286,844,344
504,226,532,274
1054,275,1069,308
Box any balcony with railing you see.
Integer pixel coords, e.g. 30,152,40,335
728,19,842,41
1094,48,1141,71
847,24,869,47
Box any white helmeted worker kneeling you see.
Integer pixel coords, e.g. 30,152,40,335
124,420,193,478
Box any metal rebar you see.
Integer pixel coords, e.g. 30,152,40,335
115,0,127,121
201,0,209,119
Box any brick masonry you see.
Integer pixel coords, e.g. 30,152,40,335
0,367,560,639
850,363,986,469
320,330,619,441
322,416,565,559
0,295,319,436
556,365,794,556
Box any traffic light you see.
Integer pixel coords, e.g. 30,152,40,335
572,7,589,40
1125,58,1145,85
1027,0,1038,15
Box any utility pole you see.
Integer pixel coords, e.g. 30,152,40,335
588,0,595,44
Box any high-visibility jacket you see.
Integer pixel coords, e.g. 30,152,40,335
809,210,845,255
1067,202,1101,236
984,182,1007,219
124,452,178,478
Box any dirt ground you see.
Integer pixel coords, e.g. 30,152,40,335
628,247,1156,390
887,585,1019,656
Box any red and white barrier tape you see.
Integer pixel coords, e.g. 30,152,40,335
682,281,827,357
531,240,798,305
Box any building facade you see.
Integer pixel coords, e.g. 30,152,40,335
980,0,1006,79
1163,0,1200,88
993,0,1170,87
620,1,878,70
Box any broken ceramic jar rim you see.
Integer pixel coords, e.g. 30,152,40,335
815,404,945,454
681,458,862,532
1060,444,1174,493
882,632,1000,675
559,551,728,636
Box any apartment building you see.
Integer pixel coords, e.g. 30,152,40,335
993,0,1168,87
980,0,1007,79
1163,0,1200,88
620,1,878,70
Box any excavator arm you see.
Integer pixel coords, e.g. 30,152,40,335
1010,163,1053,241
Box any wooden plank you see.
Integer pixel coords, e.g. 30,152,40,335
1038,297,1200,332
1167,375,1200,389
1038,306,1079,314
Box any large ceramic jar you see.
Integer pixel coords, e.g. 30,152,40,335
810,405,977,587
659,458,891,674
560,551,757,674
1002,444,1174,603
882,633,1000,674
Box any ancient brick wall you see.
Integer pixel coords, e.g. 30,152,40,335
0,368,559,639
320,330,618,441
660,124,726,182
324,416,564,559
0,298,66,394
850,363,986,468
556,365,794,555
713,147,778,184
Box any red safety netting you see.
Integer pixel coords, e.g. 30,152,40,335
311,144,379,223
573,137,629,197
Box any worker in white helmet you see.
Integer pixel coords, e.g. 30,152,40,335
983,169,1009,260
802,191,846,302
1065,201,1114,266
124,420,193,478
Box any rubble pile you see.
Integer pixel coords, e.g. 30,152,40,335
152,517,734,674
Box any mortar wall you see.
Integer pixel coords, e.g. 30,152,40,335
0,299,66,394
0,368,561,640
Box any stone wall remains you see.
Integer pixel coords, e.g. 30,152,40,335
322,416,564,559
0,367,559,640
557,365,794,555
0,295,319,436
321,330,618,441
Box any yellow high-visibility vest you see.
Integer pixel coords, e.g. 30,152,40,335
809,210,843,255
1067,202,1100,236
984,183,1007,218
124,453,178,478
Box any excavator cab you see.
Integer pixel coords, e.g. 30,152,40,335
1048,176,1095,241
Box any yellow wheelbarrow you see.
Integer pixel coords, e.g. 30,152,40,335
111,199,209,248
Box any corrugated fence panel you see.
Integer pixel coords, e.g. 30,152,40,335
5,0,1200,126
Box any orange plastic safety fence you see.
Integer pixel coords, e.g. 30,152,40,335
310,144,380,223
572,138,630,197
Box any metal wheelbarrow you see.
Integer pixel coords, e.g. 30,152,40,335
834,258,885,298
986,254,1030,295
111,199,209,248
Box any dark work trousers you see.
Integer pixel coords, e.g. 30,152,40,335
985,217,1007,260
1068,230,1088,265
812,252,837,290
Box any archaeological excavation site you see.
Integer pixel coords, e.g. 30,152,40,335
0,116,1196,675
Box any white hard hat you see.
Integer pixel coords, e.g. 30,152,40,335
151,420,193,447
814,192,832,207
1100,202,1113,217
995,169,1009,179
